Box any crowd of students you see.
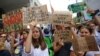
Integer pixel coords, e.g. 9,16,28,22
0,8,100,56
0,21,100,56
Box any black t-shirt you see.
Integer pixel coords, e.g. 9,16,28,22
0,50,11,56
54,42,72,56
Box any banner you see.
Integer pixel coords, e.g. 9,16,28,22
2,9,23,32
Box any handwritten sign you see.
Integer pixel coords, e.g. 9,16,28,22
72,36,99,55
54,29,72,42
22,5,49,26
52,14,72,26
85,36,99,51
95,54,100,56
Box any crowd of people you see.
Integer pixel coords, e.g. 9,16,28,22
0,8,100,56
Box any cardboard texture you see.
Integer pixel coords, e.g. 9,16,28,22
51,14,72,26
85,36,99,51
54,29,72,42
72,36,99,56
22,5,49,26
95,54,100,56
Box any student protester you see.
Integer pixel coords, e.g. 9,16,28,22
20,30,28,56
70,25,100,56
53,25,72,56
23,23,49,56
43,28,54,56
87,21,100,47
0,33,11,56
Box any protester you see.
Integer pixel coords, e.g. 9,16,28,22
0,33,11,56
23,24,49,56
71,25,100,56
43,28,54,56
53,25,72,56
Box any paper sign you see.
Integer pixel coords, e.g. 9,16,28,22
85,36,99,51
95,54,100,56
72,36,99,55
52,14,72,26
54,29,72,42
83,10,92,21
2,9,23,32
23,5,49,26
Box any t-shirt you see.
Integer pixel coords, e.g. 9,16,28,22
0,50,11,56
22,45,49,56
54,42,72,56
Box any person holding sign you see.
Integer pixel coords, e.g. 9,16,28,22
23,22,49,56
0,33,11,56
53,25,72,56
70,25,100,56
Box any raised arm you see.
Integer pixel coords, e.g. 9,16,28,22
25,24,35,53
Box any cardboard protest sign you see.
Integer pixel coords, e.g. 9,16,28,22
15,9,23,31
72,36,99,56
2,14,11,32
85,36,99,51
51,13,72,26
2,9,23,32
72,37,89,55
53,28,72,42
23,5,49,27
95,54,100,56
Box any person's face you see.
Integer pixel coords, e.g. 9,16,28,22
89,23,95,30
0,35,5,50
23,32,28,39
10,31,15,37
80,28,91,37
0,36,3,42
32,27,40,39
0,35,6,42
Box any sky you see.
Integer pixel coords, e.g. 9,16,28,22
39,0,83,12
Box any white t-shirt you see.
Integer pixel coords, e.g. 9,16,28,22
22,45,49,56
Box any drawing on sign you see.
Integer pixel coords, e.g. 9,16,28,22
2,14,10,32
2,9,23,32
